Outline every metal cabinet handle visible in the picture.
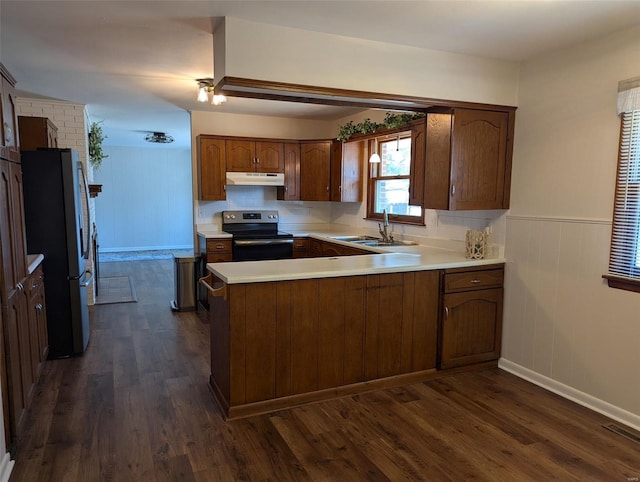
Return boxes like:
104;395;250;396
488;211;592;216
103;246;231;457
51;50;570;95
471;279;481;284
451;185;456;196
444;306;449;319
36;303;43;311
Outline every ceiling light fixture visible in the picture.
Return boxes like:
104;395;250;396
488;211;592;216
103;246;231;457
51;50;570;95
144;132;174;144
369;138;381;163
196;78;227;106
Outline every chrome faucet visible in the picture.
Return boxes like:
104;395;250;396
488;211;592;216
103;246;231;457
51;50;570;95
378;209;394;243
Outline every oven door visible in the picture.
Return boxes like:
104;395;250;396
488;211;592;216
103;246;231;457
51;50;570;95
233;238;294;261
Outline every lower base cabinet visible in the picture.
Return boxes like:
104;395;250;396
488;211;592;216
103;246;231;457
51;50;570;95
209;270;440;419
2;262;48;445
439;264;504;369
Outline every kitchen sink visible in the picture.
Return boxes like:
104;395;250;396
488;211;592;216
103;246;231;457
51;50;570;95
331;235;379;241
349;239;418;247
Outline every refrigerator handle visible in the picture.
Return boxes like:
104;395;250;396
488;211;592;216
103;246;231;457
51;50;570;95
80;270;94;287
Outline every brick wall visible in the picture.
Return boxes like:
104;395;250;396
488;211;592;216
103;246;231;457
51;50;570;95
16;98;98;305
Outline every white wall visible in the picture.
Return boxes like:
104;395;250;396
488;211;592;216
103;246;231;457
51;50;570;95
218;17;520;106
94;145;193;251
502;25;640;430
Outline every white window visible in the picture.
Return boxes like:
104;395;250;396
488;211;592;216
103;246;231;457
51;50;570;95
367;135;423;224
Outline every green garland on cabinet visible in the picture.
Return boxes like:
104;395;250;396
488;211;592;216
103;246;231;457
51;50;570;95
88;121;108;170
337;112;425;141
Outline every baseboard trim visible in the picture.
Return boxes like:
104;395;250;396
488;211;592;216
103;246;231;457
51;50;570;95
499;358;640;432
0;453;14;482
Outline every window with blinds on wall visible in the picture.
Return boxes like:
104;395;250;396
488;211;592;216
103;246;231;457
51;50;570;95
605;76;640;293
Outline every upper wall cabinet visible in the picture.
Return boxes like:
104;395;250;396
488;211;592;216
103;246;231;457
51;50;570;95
197;136;226;201
226;140;284;173
331;140;363;203
422;108;514;211
300;141;331;201
18;116;59;151
277;142;300;201
1;64;20;162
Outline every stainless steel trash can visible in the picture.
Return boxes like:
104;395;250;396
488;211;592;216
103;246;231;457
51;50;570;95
171;253;201;311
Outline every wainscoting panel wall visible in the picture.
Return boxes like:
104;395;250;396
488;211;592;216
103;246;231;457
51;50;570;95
501;215;640;430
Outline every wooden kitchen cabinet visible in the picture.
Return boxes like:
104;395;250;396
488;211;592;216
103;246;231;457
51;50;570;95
4;287;28;440
439;264;504;369
321;240;369;257
330;139;363;202
18;116;58;151
27;263;48;373
408;120;426;206
226;140;284;173
208;270;439;419
300;141;331;201
277;143;300;201
0;64;20;162
292;237;309;258
197;136;226;201
198;235;232;263
423;108;514;211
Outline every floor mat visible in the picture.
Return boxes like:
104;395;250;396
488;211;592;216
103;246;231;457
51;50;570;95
95;276;137;304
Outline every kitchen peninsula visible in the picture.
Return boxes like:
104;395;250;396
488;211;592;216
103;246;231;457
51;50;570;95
202;234;505;420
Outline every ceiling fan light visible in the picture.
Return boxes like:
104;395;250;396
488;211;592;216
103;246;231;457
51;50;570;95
212;94;227;106
197;85;209;102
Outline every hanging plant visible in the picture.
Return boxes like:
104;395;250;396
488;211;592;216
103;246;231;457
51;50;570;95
88;121;108;170
337;112;425;141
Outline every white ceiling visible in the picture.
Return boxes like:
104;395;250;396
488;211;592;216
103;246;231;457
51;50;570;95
2;1;639;149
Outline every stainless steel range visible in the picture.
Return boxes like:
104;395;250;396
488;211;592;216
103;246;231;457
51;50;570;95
222;210;294;261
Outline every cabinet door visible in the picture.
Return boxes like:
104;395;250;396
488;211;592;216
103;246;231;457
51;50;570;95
1;74;19;156
35;285;48;363
4;288;28;437
331;140;363;202
440;288;503;369
423;113;453;210
226;140;255;172
450;109;508;210
255;142;284;173
0;160;27;300
197;137;226;201
408;121;426;206
277;143;300;201
300;142;331;201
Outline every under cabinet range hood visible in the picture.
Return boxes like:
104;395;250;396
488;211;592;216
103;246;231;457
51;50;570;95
225;172;285;186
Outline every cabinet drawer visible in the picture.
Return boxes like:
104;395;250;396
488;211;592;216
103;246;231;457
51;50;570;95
293;238;309;250
206;253;232;264
206;239;231;253
444;267;504;293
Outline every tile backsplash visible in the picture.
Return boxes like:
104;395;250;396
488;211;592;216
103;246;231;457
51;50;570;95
196;186;507;254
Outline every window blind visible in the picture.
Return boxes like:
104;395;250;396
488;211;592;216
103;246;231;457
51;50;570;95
607;109;640;284
606;76;640;291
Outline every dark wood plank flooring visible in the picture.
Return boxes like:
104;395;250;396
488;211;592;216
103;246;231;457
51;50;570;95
9;259;640;481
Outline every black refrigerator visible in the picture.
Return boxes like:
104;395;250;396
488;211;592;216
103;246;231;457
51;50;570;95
21;148;92;358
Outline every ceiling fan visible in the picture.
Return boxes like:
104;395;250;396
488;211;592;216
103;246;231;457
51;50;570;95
137;131;175;144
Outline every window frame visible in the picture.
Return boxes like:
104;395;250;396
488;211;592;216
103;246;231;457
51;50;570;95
604;109;640;293
365;133;425;226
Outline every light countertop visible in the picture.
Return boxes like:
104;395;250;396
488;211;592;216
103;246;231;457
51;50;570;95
205;230;503;284
27;253;44;274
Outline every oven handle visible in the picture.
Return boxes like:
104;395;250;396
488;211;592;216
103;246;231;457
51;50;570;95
234;239;294;246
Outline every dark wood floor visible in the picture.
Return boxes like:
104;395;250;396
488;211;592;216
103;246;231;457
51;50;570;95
9;259;640;481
